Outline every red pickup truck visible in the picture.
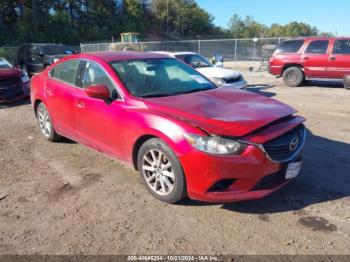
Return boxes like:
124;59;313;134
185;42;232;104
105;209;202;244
269;37;350;89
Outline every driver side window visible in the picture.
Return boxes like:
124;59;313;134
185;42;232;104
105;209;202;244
82;62;115;94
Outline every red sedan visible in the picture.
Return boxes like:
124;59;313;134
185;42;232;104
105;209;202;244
30;52;306;203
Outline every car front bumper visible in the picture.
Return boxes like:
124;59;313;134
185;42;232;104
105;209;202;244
179;144;301;203
0;81;30;104
178;118;307;203
219;79;248;89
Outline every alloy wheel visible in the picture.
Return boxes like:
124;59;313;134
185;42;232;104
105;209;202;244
141;149;175;196
38;105;52;138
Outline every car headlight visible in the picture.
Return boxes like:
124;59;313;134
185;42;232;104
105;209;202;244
183;133;246;155
211;77;226;85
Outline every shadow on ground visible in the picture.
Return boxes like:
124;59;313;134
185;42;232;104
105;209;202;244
246;85;276;97
304;80;345;89
182;129;350;213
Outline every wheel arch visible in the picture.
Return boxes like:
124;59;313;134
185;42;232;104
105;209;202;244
282;63;304;74
132;134;159;170
33;99;43;116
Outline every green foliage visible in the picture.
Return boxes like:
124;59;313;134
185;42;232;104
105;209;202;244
228;14;330;38
152;0;215;38
0;1;330;46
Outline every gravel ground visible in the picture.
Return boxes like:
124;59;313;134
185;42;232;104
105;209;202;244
0;72;349;255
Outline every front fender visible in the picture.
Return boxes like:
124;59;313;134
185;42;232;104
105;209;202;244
125;109;206;161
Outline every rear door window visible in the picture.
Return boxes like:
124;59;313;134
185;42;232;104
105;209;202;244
305;40;329;54
275;40;305;54
332;40;350;55
51;60;81;86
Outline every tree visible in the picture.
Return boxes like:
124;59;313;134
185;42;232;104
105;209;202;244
228;14;323;39
0;1;329;46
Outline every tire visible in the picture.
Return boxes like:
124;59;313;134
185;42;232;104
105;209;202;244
344;75;350;90
137;138;187;203
282;67;304;87
36;102;61;142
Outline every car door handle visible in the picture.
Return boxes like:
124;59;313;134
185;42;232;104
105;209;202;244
77;101;85;109
330;56;336;61
302;56;309;60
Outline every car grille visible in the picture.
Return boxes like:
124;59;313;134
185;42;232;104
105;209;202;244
224;75;242;83
251;170;286;191
262;125;305;162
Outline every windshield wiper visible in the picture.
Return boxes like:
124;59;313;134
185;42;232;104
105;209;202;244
140;93;177;98
140;87;212;98
178;87;213;95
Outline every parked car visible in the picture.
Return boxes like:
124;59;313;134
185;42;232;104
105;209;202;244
269;37;350;89
31;52;306;204
0;57;30;103
154;52;248;89
17;43;77;76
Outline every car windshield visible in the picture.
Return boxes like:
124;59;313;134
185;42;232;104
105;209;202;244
41;45;75;55
175;54;212;68
111;58;216;98
0;58;12;69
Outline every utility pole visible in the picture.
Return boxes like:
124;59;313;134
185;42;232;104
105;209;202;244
166;0;169;36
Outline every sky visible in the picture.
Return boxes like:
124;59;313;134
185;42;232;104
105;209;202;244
197;0;350;36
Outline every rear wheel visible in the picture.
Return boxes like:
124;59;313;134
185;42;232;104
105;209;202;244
282;67;304;87
344;75;350;90
137;138;187;203
36;102;61;142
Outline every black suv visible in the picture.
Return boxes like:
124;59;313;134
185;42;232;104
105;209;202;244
17;43;78;76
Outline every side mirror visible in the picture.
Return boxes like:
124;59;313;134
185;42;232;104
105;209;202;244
85;84;110;100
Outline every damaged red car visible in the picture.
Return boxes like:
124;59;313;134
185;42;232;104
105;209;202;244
0;58;30;103
31;52;306;203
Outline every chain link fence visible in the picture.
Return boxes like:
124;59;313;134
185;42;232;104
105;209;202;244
0;38;286;69
80;38;287;62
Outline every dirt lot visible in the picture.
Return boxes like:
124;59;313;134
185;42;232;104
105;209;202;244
0;72;350;255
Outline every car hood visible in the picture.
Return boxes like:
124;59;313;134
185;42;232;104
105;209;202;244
197;67;241;79
0;68;21;78
145;87;296;137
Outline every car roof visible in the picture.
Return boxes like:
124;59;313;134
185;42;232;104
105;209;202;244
282;37;350;41
153;51;199;56
73;51;172;62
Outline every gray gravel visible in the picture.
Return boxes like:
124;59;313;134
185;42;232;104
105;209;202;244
0;72;349;255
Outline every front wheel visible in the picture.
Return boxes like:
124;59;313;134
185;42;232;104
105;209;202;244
282;67;304;87
137;138;187;203
36;102;61;142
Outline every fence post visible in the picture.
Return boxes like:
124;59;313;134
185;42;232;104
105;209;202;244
234;39;237;61
198;39;201;53
141;42;144;52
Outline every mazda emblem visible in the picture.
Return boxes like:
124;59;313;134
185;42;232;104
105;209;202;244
289;137;299;151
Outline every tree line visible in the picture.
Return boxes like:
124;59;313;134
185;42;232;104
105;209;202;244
0;0;331;46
